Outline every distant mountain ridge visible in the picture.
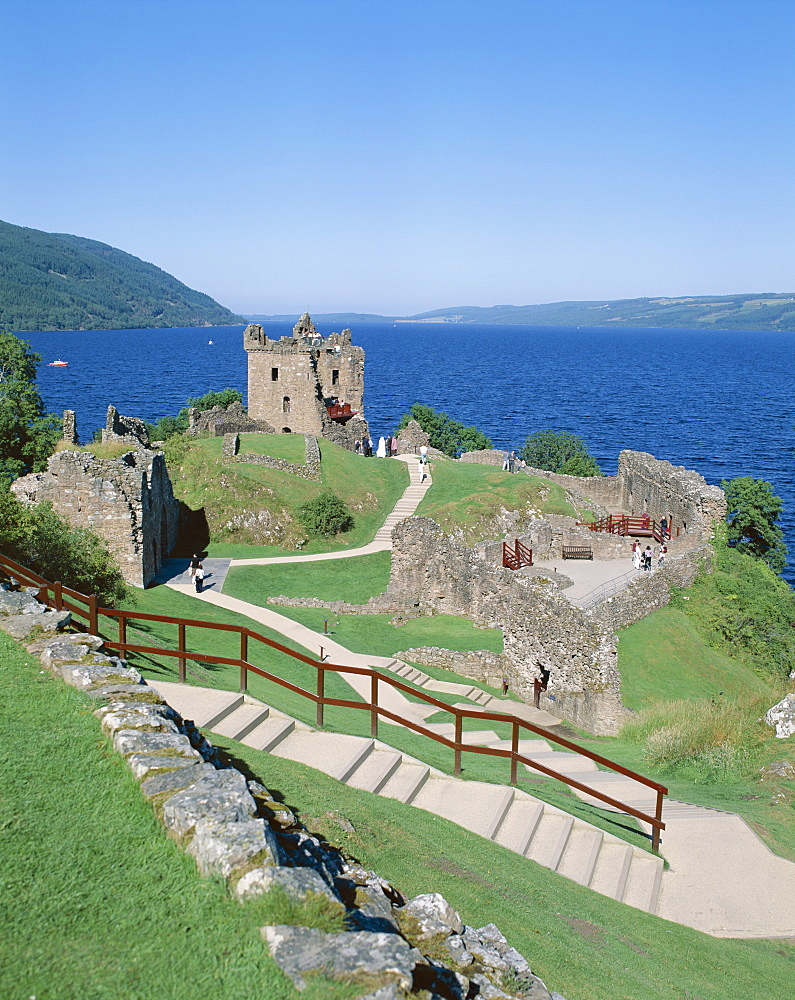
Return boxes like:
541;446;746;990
249;293;795;332
0;220;244;332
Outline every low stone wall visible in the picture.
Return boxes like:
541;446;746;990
188;400;275;437
0;588;561;1000
224;433;322;481
521;465;622;508
460;449;506;466
396;646;511;686
592;545;712;632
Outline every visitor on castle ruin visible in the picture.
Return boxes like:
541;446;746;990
390;436;398;457
189;554;201;582
632;540;641;570
420;444;427;464
194;561;204;593
377;437;387;458
660;516;669;538
658;544;667;566
643;546;653;571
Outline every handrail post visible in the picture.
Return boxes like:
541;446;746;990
510;720;519;785
54;581;63;610
652;788;664;851
178;622;186;683
118;615;127;654
240;631;248;693
370;673;378;738
454;714;462;776
88;594;98;635
316;667;325;728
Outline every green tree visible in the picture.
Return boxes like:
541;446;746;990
519;429;602;476
0;331;60;483
396;403;491;458
298;490;354;537
721;476;787;573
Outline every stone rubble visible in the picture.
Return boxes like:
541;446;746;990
765;693;795;739
1;586;566;1000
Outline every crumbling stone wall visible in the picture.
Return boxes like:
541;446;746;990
385;518;626;735
224;433;323;482
245;315;367;449
11;447;179;588
617;451;726;536
62;410;79;445
102;405;151;448
396;419;429;455
188;400;275;437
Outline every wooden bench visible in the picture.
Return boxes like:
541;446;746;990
562;545;593;560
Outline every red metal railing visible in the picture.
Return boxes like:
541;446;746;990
0;551;666;849
502;539;533;570
578;515;679;544
326;403;358;422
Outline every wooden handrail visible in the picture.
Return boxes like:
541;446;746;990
0;550;667;849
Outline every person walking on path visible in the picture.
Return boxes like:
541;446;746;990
658;544;667;567
419;444;427;465
194;561;205;593
632;541;641;570
501;676;509;696
643;546;653;571
189;554;201;583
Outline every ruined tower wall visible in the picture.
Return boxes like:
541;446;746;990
244;319;366;445
10;448;179;588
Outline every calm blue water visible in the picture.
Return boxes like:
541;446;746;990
23;322;795;584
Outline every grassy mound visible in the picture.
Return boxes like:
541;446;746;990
166;434;408;554
415;461;586;542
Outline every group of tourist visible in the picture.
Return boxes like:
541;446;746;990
631;540;667;571
354;435;400;457
502;450;525;473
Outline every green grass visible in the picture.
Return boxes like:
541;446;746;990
169;435;408;554
210;732;795;1000
237;431;308;460
617;607;776;711
224;551;392;605
415;462;582;541
0;631;365;1000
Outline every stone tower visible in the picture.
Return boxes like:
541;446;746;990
244;314;368;448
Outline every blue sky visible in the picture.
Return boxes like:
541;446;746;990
2;0;793;315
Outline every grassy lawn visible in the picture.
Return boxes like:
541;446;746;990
0;631;361;1000
617;607;777;711
415;462;583;541
210;732;795;1000
168;435;407;555
224;551;392;605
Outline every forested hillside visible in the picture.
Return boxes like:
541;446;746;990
0;220;243;331
409;295;795;330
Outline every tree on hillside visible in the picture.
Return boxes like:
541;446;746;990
396;403;491;458
0;330;60;483
721;476;787;573
519;429;602;476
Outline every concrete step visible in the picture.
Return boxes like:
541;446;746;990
523;750;600;775
146;679;243;730
589;841;633;902
270;731;373;781
525;811;574;870
378;760;431;804
211;702;270;741
556;825;603;887
412;777;515;841
621;852;664;915
345;748;404;794
245;715;296;752
492;798;545;855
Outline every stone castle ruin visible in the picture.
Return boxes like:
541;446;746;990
244;313;369;449
12;406;179;588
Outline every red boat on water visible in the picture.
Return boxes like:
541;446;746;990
47;360;68;367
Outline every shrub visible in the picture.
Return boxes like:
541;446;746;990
519;429;602;476
298;490;354;537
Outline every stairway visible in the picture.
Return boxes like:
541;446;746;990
372;460;432;544
148;679;665;915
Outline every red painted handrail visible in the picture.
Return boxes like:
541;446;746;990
0;550;666;849
577;515;678;544
502;539;533;569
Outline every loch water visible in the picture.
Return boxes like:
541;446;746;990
23;322;795;585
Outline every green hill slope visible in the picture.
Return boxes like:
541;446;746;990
0;219;244;331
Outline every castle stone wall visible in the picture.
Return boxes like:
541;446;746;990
11;448;179;588
188;401;275;437
245;315;366;448
102;405;151;448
